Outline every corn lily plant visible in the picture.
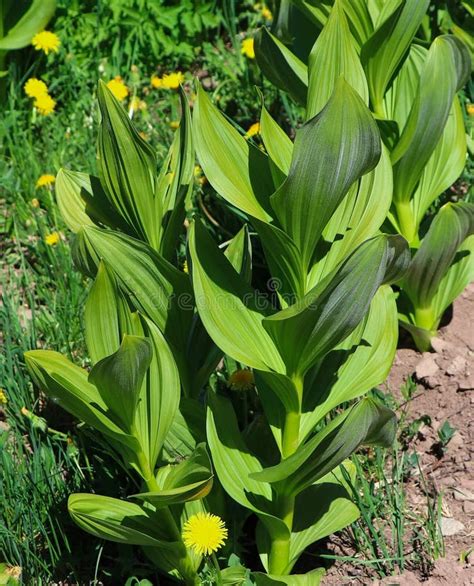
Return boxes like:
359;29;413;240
24;83;231;584
191;54;410;578
254;0;473;351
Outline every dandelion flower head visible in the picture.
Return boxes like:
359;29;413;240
151;74;163;88
162;72;184;89
24;78;48;99
34;93;56;115
182;512;228;556
241;38;255;59
106;77;129;101
245;122;260;139
36;174;56;189
32;31;61;55
45;232;61;246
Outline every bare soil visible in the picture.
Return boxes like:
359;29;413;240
323;284;474;585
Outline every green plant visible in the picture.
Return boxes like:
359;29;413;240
253;0;474;351
190;54;411;578
0;0;56;79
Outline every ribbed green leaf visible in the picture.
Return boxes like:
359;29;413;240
412;98;467;226
89;335;152;432
68;494;176;547
391;36;471;204
403;202;474;310
84;261;135;364
263;235;409;377
97;81;160;248
73;226;193;354
254;27;308;105
55;169;95;232
0;0;56;50
259;105;293;176
24;350;138;451
193;84;273;222
135;316;181;470
133;444;213;507
299;285;397;440
251;398;396;495
271;78;381;272
307;145;393;287
252;569;325;586
361;0;430;116
224;225;252;284
188;221;285;373
206;393;289;542
307;0;368;118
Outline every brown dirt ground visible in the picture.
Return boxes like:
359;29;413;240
322;284;474;585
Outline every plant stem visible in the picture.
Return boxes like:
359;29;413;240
394;200;417;246
268;374;304;575
412;304;437;352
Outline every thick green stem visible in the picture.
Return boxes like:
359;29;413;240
136;447;198;584
394;200;417;246
268;374;304;575
411;304;437;352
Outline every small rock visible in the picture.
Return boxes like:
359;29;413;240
416;354;439;379
454;487;474;502
463;501;474;514
440;516;466;536
458;374;474;391
431;337;451;354
447;355;467;376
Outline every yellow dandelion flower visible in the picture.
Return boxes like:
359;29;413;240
36;174;56;188
106;77;129;101
34;94;56;115
45;232;61;246
261;6;272;20
245;122;260;139
0;389;7;404
32;31;61;55
151;74;163;88
182;512;228;556
241;38;255;59
162;72;185;89
228;369;254;391
467;103;474;117
31;198;40;208
24;78;48;99
182;259;189;274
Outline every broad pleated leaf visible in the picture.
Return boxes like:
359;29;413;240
412;98;467;226
73;226;193;353
263;235;409;377
361;0;430;116
307;0;368;119
97;81;160;248
25;350;138;452
85;261;135;363
254;27;308;105
134;316;181;470
55;169;95;232
89;335;152;432
224;225;252;284
206;393;289;542
68;494;177;547
288;464;359;571
299;285;397;440
403;202;474;309
251;398;396;496
188;221;285;373
259;105;293;176
252;569;325;586
133;444;213;507
193;85;273;221
0;0;56;50
307;145;393;287
270;78;381;271
391;36;471;204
